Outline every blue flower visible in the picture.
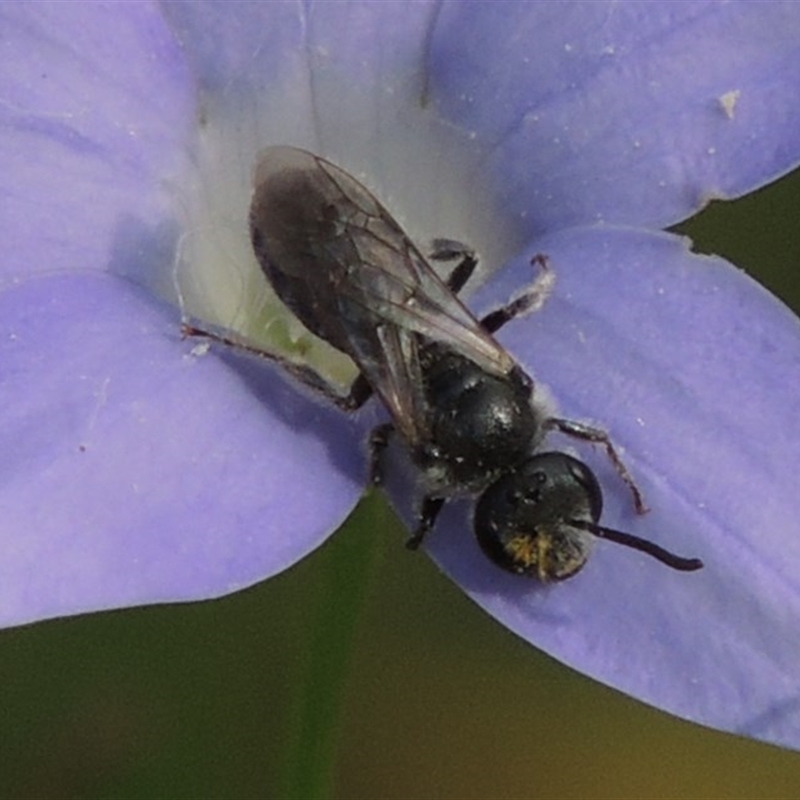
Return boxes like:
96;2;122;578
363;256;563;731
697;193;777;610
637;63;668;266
1;1;799;751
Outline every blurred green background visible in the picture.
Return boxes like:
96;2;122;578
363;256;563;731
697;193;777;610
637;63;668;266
1;169;799;800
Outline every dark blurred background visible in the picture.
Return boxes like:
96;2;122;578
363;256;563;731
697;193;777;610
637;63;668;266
1;169;799;800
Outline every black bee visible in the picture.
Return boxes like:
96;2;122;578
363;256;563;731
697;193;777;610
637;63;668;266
184;145;702;581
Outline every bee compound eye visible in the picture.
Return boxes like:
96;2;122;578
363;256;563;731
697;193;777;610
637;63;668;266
473;452;601;580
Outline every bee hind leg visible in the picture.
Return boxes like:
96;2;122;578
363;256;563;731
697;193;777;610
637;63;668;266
429;239;478;295
180;322;373;411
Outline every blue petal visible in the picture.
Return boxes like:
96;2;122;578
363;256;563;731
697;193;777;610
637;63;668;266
0;273;364;628
0;3;194;284
428;226;800;749
161;0;439;93
427;2;800;234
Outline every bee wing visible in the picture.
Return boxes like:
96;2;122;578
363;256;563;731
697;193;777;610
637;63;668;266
368;322;429;445
307;151;517;376
345;237;516;377
251;146;516;444
321;181;521;446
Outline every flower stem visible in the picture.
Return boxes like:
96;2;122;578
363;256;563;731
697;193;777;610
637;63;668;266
277;490;387;800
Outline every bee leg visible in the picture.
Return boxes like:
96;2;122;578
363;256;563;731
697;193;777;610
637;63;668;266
544;417;649;515
181;322;373;411
428;239;478;294
341;373;374;411
480;254;555;334
368;422;394;486
406;496;446;550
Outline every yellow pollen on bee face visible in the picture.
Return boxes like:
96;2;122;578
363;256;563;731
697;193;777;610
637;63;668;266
504;533;556;581
505;533;553;580
505;535;539;568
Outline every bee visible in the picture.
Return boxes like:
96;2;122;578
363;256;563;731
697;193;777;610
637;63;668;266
184;146;702;581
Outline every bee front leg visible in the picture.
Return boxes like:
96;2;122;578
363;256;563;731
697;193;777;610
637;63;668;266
545;417;649;515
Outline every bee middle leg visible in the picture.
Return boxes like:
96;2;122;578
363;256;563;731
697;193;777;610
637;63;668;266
480;254;555;334
368;422;395;486
367;427;446;551
406;495;446;550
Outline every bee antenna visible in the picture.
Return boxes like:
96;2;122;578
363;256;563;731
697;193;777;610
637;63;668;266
570;520;704;572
